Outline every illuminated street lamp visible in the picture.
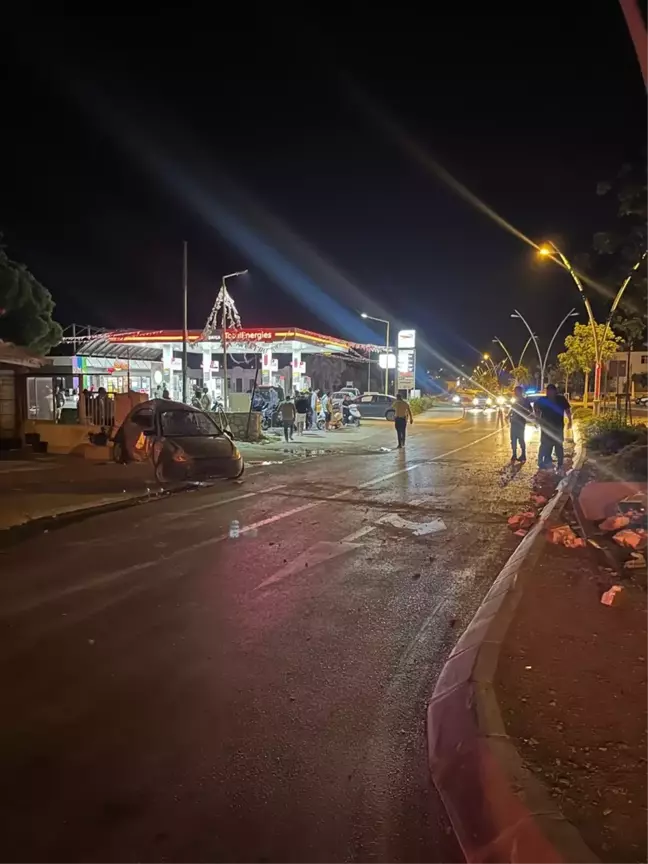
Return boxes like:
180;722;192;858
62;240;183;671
361;313;390;395
538;241;646;411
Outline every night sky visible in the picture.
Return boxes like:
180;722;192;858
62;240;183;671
1;7;646;373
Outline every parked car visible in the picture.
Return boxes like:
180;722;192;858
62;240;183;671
112;399;244;482
354;393;397;420
635;395;648;407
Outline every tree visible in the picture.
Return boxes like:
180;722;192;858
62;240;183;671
558;322;621;407
0;245;62;353
510;364;531;385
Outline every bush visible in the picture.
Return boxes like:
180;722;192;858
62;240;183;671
571;406;593;422
581;414;647;455
409;395;436;415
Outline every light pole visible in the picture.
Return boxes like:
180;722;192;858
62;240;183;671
221;270;248;412
482;353;499;379
361;313;390;395
511;308;579;390
538;241;603;408
492;335;535;381
182;241;188;402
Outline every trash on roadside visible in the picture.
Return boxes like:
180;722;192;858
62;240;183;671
624;552;646;571
546;524;586;548
601;585;624;606
508;511;536;531
598;515;630;532
514;528;528;537
530;494;548;506
612;528;647;550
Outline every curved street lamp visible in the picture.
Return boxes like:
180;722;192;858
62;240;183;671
511;308;579;390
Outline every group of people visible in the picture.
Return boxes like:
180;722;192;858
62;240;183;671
508;383;573;470
277;389;347;442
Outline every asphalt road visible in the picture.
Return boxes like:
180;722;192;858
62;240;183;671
0;413;545;863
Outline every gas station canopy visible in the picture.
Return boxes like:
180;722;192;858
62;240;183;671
103;327;354;355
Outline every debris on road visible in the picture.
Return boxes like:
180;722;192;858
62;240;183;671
612;528;647;550
530;494;548;506
507;511;536;531
600;585;624;606
546;524;586;548
598;515;630;532
624;552;646;571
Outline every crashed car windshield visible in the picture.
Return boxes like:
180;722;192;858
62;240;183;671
160;409;222;437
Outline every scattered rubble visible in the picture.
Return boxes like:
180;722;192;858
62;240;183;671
508;511;536;531
546;524;586;548
612;528;647;550
600;585;624;606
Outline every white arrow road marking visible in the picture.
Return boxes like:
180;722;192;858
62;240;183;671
256;538;369;590
377;512;447;536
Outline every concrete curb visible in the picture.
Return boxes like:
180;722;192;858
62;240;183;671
427;436;599;864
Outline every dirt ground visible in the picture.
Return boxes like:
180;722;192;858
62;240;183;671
496;531;647;863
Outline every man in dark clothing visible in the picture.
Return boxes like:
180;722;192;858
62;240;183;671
534;384;572;469
508;385;532;462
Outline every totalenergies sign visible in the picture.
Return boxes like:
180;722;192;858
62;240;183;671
225;329;276;343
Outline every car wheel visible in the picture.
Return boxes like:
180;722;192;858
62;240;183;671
112;440;125;464
385;409;395;421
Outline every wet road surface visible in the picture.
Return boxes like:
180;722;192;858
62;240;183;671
0;414;542;862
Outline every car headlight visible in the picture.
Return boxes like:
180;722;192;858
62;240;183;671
510;397;516;404
486;397;493;405
472;397;479;406
496;396;505;405
452;395;461;403
233;447;241;459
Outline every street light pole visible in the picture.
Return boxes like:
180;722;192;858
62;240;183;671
511;309;579;390
361;313;390;395
492;338;515;370
182;241;188;403
538;241;602;410
511;310;543;387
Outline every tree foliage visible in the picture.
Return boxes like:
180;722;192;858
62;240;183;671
558;322;621;374
0;246;62;353
510;364;531;384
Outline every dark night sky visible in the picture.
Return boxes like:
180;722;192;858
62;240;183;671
1;6;646;372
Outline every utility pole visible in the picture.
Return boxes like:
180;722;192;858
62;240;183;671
182;241;188;403
221;277;229;413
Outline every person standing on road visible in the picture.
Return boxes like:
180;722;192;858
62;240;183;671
393;393;413;448
321;391;331;430
534;384;572;470
294;392;309;435
279;397;297;442
508;385;531;463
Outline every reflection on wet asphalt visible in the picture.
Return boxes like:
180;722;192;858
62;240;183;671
0;413;545;862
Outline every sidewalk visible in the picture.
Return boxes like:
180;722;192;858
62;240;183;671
0;455;162;532
495;510;647;863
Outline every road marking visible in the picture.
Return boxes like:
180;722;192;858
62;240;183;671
377;513;447;536
177;484;286;516
5;429;500;612
340;525;376;543
256;538;368;590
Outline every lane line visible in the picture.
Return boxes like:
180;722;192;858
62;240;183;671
177;484;286;516
3;429;501;612
340;525;376;543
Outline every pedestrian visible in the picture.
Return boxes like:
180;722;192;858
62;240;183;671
162;385;170;399
278;397;297;442
508;385;532;463
54;386;65;423
294;392;309;435
200;386;211;412
534;383;572;470
321;391;331;430
393;392;413;448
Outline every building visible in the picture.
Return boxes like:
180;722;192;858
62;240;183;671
0;341;46;449
606;350;648;394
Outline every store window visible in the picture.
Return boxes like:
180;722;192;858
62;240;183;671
235;378;243;392
26;377;55;420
